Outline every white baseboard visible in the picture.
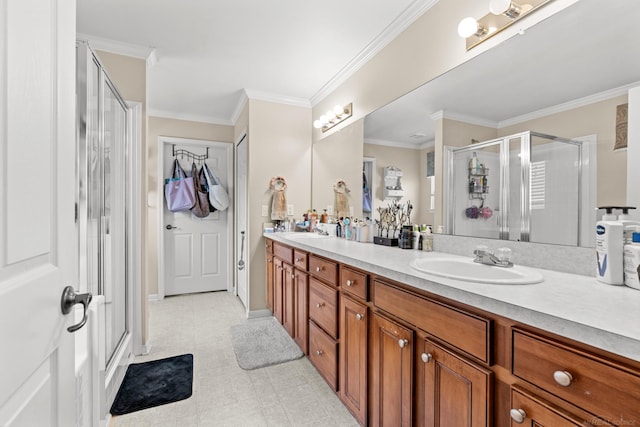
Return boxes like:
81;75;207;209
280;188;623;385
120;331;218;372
247;309;272;319
148;293;161;302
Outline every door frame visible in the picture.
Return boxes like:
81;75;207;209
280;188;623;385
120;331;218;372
234;131;249;310
156;136;233;299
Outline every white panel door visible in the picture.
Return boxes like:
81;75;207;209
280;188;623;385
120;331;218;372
0;0;77;425
235;136;248;308
164;142;230;296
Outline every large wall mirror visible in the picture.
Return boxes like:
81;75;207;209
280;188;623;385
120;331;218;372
312;0;639;248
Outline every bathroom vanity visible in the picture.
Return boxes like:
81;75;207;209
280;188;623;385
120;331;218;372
265;233;639;426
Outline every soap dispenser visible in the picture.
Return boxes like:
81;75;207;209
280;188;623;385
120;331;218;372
617;206;639;243
595;206;624;285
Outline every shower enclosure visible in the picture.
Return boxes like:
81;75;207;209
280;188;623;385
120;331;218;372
76;41;132;414
446;131;588;246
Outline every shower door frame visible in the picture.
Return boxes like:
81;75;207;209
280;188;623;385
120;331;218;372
446;131;583;244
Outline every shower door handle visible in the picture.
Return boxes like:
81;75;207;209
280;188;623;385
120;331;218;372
61;286;93;333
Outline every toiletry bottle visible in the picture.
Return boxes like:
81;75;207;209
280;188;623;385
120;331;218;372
617;206;638;243
623;230;640;290
595;206;624;285
469;152;480;174
320;209;328;224
412;225;420;250
421;227;433;252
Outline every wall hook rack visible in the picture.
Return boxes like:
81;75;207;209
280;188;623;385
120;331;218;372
172;145;209;163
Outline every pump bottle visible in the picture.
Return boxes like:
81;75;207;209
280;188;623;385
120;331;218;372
595;206;624;285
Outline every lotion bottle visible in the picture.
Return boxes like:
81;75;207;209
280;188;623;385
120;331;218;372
595;206;624;285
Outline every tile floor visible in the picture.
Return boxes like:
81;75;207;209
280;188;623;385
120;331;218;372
109;291;359;427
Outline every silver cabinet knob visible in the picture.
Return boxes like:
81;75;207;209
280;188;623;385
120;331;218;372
346;279;353;287
316;266;322;272
267;258;272;263
291;274;295;279
553;370;573;387
356;313;364;320
398;339;408;348
295;257;301;262
509;408;526;424
421;353;433;363
316;302;325;308
316;350;324;356
277;265;283;271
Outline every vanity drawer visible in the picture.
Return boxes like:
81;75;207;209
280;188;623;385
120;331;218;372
273;242;293;264
309;255;338;286
340;266;368;301
265;239;273;254
373;279;491;364
308;320;338;391
309;277;338;339
512;328;640;423
293;249;308;271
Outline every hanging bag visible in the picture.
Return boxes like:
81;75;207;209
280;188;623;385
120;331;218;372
190;162;210;218
164;159;196;212
199;165;217;212
204;163;229;211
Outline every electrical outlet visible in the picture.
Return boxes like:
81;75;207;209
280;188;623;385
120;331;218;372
327;205;334;216
287;205;294;216
261;205;268;217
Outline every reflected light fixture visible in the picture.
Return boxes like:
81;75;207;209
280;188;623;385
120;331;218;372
458;0;552;50
313;103;353;133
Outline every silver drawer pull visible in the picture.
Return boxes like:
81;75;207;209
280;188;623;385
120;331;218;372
421;353;432;363
316;350;324;356
346;279;353;286
509;408;526;424
316;266;323;272
316;302;325;308
356;313;364;320
295;257;301;262
398;338;408;348
553;370;573;387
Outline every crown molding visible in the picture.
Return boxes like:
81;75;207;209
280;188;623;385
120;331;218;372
230;91;250;125
147;108;233;126
498;81;640;128
364;137;425;149
244;89;311;108
433;110;499;128
77;33;154;60
310;0;439;106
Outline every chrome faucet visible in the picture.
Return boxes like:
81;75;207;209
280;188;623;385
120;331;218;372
473;249;513;268
313;226;329;236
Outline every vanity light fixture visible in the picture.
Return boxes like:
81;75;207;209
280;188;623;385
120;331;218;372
459;0;552;50
313;103;353;133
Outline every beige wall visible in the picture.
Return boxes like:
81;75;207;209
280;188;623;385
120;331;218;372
313;119;364;218
363;143;423;223
246;99;312;311
147;117;234;295
499;95;628;207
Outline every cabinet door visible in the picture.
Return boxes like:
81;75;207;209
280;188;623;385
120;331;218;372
282;262;295;337
339;295;368;425
294;269;309;354
273;258;283;324
416;337;493;427
266;254;274;311
369;313;413;427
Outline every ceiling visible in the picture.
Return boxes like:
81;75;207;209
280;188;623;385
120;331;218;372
76;0;436;124
364;0;640;147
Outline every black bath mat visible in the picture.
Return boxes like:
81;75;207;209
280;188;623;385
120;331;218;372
110;354;193;415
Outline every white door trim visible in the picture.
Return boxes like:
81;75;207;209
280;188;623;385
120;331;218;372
157;136;233;299
234;130;249;311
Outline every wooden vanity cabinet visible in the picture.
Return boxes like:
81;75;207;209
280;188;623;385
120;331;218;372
282;262;295;337
293;268;308;354
369;312;414;427
339;295;368;425
416;333;493;427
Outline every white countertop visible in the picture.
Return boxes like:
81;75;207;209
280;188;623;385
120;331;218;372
266;232;640;362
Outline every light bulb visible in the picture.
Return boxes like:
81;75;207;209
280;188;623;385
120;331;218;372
458;17;480;38
333;105;344;116
313;120;322;129
489;0;511;15
319;115;328;125
326;110;336;121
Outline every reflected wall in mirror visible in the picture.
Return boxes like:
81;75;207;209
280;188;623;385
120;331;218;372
353;0;638;247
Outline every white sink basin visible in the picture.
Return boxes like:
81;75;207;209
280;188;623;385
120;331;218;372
410;258;543;284
284;233;332;240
